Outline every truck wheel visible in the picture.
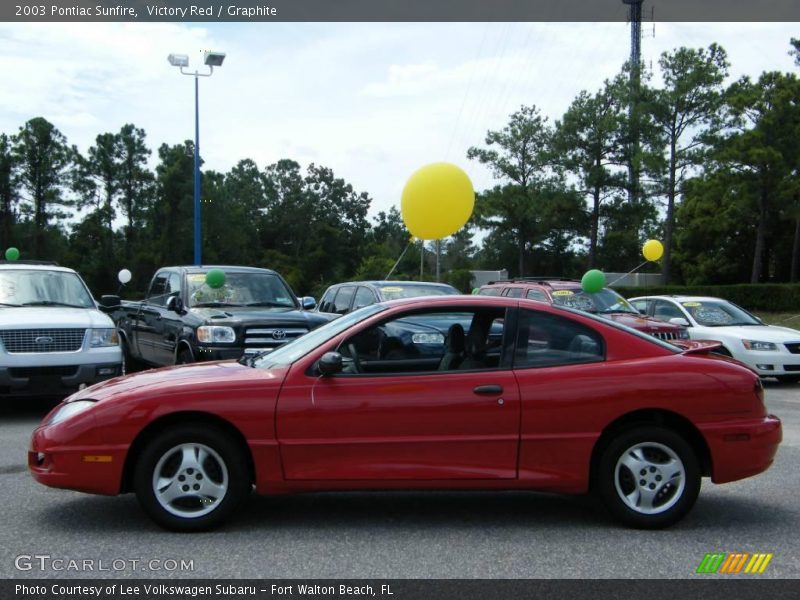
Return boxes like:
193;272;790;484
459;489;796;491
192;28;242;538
120;336;142;374
597;426;700;529
133;425;250;531
176;348;194;365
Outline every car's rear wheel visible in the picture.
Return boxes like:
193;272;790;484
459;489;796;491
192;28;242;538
597;427;700;529
134;425;250;531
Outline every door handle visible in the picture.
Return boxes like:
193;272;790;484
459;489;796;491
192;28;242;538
473;385;503;395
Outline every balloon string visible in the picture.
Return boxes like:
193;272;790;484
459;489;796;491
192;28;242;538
608;261;650;287
385;240;414;280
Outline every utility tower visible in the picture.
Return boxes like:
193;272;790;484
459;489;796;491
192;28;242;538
623;0;644;205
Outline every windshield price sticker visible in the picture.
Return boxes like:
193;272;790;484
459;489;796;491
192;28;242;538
682;302;702;307
552;290;574;296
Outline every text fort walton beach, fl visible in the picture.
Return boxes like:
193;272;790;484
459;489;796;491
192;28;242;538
31;5;278;18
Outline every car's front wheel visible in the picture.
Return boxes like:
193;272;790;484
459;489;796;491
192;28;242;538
597;426;700;529
133;425;250;531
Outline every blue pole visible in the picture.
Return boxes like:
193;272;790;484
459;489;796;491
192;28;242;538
193;74;201;266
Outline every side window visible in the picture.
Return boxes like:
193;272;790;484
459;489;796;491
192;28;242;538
147;273;169;306
319;288;337;313
653;300;683;322
504;287;523;298
333;286;356;314
352;287;376;310
514;309;604;368
478;287;502;296
630;299;650;314
526;289;547;301
165;272;182;298
338;307;508;375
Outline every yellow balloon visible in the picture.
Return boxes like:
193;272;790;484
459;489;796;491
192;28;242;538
643;239;664;262
401;162;475;240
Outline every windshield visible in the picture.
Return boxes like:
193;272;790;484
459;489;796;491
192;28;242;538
680;300;761;327
551;288;638;314
187;272;297;308
378;284;459;300
0;269;95;308
252;303;386;368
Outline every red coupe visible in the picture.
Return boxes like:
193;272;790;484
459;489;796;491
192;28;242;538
29;296;781;531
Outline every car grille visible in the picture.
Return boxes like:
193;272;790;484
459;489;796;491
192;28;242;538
9;366;79;378
243;327;308;352
651;331;682;341
784;343;800;354
0;329;85;353
783;365;800;372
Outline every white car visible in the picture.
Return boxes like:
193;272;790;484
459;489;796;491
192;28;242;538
629;295;800;382
0;262;122;398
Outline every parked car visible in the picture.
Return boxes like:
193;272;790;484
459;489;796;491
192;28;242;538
630;295;800;382
317;280;459;315
30;295;780;532
478;278;690;342
100;266;331;370
0;261;122;398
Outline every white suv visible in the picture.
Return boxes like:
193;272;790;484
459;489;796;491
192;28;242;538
0;262;122;398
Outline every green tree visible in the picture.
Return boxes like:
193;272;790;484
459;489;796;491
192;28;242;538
0;134;18;250
648;44;729;283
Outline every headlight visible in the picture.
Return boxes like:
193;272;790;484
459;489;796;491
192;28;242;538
47;400;96;426
742;340;777;351
197;326;236;344
412;333;445;344
89;328;119;347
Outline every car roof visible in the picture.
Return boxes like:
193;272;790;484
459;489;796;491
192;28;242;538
630;295;725;303
162;265;280;275
0;262;75;274
483;278;581;290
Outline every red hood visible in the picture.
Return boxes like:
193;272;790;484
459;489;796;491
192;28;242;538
604;312;683;333
67;360;289;404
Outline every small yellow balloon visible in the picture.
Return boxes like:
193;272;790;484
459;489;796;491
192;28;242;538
643;239;664;262
401;162;475;240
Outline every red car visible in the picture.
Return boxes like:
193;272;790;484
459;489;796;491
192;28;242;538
30;296;781;531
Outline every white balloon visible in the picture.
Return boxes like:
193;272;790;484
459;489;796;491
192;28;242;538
118;268;132;284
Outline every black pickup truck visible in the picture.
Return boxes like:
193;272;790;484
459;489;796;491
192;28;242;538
101;265;332;370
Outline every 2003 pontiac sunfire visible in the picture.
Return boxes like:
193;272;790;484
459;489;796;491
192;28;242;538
29;296;781;531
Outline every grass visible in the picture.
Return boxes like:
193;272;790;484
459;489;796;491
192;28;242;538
752;311;800;327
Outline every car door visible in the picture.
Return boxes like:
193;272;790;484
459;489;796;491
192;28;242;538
139;271;174;365
276;305;521;481
156;271;184;364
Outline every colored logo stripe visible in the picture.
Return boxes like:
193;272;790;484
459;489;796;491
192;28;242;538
697;553;773;574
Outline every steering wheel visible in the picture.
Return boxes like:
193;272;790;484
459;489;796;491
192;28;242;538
347;343;363;374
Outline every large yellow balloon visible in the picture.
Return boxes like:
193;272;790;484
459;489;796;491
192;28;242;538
401;163;475;240
643;239;664;262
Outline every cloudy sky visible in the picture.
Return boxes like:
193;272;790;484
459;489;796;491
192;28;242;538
0;21;798;219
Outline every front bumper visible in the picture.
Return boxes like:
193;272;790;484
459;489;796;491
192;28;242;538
0;363;122;398
28;424;126;496
700;414;782;484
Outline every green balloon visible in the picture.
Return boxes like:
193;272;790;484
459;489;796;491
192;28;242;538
5;247;19;261
581;269;605;294
205;269;226;289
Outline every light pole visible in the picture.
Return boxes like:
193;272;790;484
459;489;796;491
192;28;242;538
167;50;226;266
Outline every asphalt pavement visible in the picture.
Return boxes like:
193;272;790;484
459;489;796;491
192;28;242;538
0;385;798;580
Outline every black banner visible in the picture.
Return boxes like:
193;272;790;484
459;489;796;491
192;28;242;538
4;579;800;600
4;0;800;23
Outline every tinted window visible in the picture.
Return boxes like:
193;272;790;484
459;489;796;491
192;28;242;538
166;272;181;298
526;289;548;301
353;287;376;310
514;309;604;368
147;273;169;306
478;287;503;296
504;288;523;298
333;286;356;314
319;288;337;313
653;300;684;322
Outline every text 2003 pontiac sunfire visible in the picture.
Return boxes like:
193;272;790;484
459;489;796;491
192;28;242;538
30;296;781;531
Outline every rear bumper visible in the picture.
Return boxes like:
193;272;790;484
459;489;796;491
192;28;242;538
28;426;125;495
700;415;782;484
0;363;122;398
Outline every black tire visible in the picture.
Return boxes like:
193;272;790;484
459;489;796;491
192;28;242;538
120;335;143;374
133;425;250;531
176;348;194;365
597;426;700;529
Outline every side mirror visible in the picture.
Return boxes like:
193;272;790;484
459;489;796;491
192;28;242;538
166;295;184;314
99;295;121;311
669;317;690;327
301;296;316;310
318;352;343;376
